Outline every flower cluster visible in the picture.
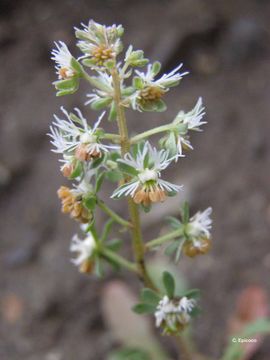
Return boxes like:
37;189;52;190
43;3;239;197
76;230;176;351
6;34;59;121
183;207;212;257
75;20;123;68
155;295;196;334
130;63;188;112
49;19;212;341
112;142;182;208
70;232;96;273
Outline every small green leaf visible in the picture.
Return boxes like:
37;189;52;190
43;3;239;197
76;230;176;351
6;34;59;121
166;216;182;229
164;241;179;256
118;161;138;176
106;238;123;252
133;77;144;90
69;161;83;179
154;99;167;112
94;256;104;277
56;87;78;96
151;61;161;76
140;289;161;305
95;172;106;193
91;155;105;168
82;58;96;67
70;58;83;74
163;271;175;299
181;289;201;299
109;102;117;121
90;97;112;110
83;195;96;211
54;78;76;90
132;303;156;315
106;169;123;183
182;202;190;224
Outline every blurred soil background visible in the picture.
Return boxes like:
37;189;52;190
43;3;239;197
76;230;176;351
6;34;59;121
1;0;270;359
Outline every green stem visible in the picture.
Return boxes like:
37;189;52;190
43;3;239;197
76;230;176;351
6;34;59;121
111;67;154;288
130;123;175;144
146;228;183;249
97;199;131;228
101;133;121;142
101;248;138;273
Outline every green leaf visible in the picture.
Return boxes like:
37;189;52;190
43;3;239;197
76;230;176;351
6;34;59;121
133;77;144;90
106;238;123;252
154;99;167;112
94;256;104;277
83;195;96;211
91;155;105;168
90;97;112;110
118;161;138;176
181;289;201;299
70;58;83;74
106;169;123;183
108;348;151;360
82;58;96;67
163;271;175;299
140;289;161;306
182;202;190;224
132;303;156;315
222;319;270;360
56;87;78;96
95;172;106;193
69;161;83;179
109;102;117;121
166;216;182;229
151;61;161;76
54;78;77;90
164;241;179;256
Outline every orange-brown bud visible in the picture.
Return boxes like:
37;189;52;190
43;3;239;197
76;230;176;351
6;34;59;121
133;186;167;206
57;186;92;223
75;144;102;162
79;259;94;274
61;163;74;178
183;238;211;258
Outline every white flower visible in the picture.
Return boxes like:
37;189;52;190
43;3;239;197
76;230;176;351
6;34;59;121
112;142;182;206
130;64;188;111
169;98;206;158
188;207;212;239
136;63;188;88
75;20;123;65
70;233;96;267
51;41;75;80
174;97;206;130
155;296;196;332
48;107;117;160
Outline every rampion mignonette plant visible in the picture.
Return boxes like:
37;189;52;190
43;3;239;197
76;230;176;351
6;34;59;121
49;20;212;357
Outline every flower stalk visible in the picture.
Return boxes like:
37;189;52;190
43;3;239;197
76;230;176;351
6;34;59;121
111;66;154;288
97;198;132;228
146;228;184;249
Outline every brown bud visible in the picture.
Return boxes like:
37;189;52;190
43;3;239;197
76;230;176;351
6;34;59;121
61;163;74;178
79;259;94;273
183;238;211;258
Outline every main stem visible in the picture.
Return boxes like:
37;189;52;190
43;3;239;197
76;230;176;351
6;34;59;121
111;67;153;288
